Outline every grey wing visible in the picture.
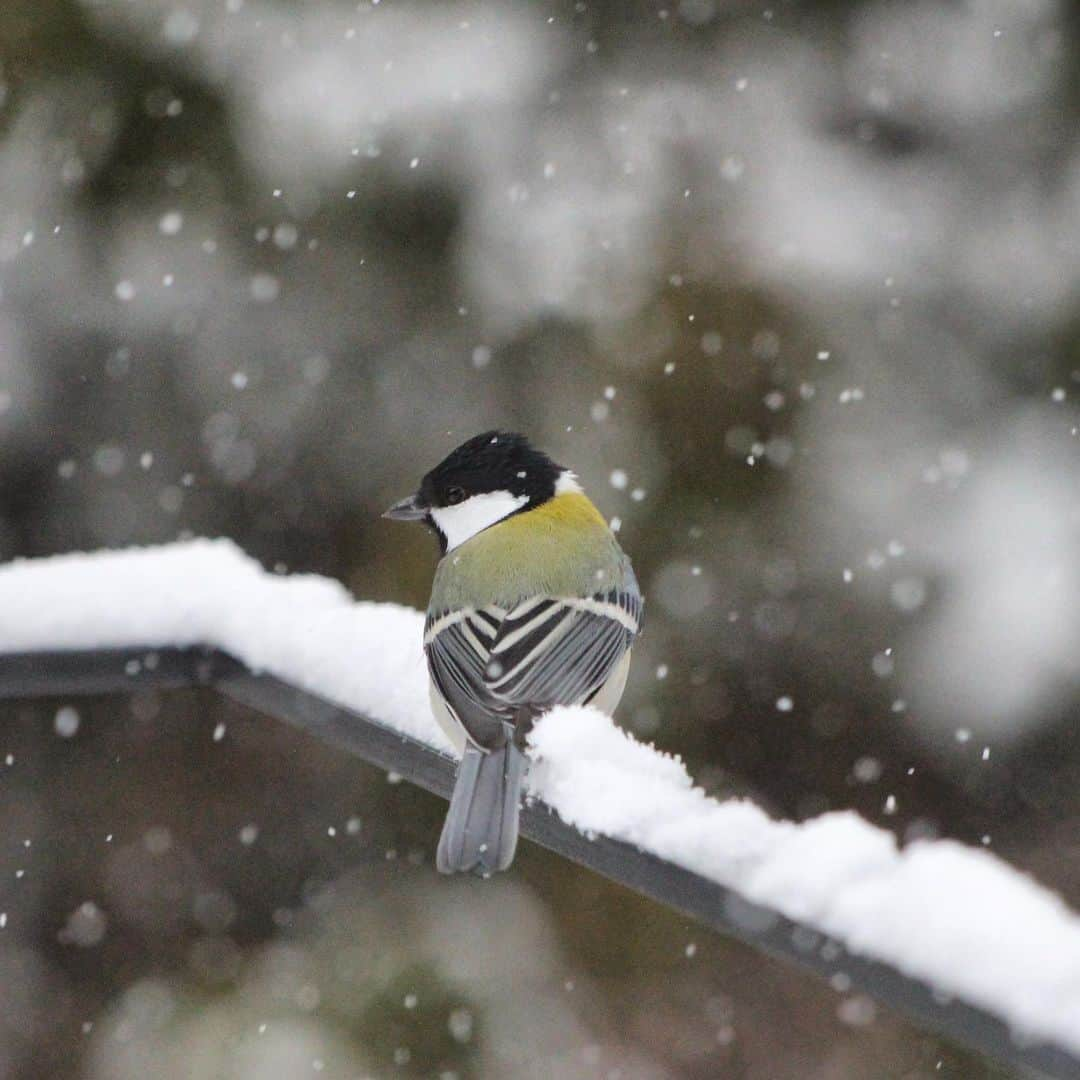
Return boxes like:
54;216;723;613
425;605;512;748
483;588;643;709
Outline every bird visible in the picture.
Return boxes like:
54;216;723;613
384;431;643;876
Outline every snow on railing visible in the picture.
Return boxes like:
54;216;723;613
0;540;1077;1079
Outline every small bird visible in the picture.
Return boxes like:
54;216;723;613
384;431;642;875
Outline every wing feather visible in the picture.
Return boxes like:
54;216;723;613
425;587;643;749
485;589;641;706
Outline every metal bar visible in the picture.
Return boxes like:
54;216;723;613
0;646;218;697
214;659;458;802
0;646;1074;1080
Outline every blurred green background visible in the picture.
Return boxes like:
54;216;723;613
0;0;1077;1076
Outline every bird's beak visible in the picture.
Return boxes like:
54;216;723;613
382;493;428;521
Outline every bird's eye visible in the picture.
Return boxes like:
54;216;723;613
445;486;466;506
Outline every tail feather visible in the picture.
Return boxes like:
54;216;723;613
437;742;525;875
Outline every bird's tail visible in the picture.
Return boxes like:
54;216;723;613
437;740;526;876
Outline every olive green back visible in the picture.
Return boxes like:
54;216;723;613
428;492;633;613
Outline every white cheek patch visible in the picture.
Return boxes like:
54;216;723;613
430;489;528;552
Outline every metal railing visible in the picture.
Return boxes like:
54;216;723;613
0;645;1075;1080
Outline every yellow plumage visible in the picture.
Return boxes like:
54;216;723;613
494;491;607;534
429;492;628;612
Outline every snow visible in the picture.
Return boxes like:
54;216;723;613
528;709;1080;1052
0;538;445;752
2;539;1080;1055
